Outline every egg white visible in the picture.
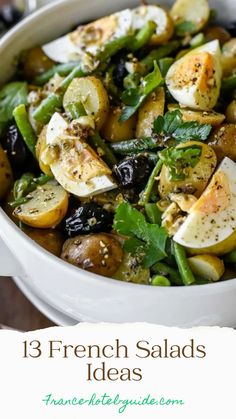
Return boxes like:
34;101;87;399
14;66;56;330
166;40;222;111
45;113;117;197
174;157;236;250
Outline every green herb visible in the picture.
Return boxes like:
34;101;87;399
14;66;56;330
159;145;202;181
175;21;196;37
120;61;163;122
153;110;212;142
0;82;28;134
113;202;168;268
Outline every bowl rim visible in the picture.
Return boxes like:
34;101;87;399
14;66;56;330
0;0;236;295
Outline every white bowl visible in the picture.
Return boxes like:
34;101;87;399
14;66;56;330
1;0;236;327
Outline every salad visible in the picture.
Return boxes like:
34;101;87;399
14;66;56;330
1;0;236;287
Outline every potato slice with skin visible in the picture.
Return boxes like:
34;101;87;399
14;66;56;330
168;104;225;127
101;106;136;142
112;252;150;284
170;0;210;34
13;181;68;229
222;38;236;77
159;141;217;199
36;126;53;176
136;87;165;138
0;145;13;199
188;255;225;282
63;76;109;129
132;5;174;45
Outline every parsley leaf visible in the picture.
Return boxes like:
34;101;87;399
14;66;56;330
153;110;212;142
0;82;28;134
159;145;202;181
120;61;163;122
113;202;168;268
175;21;196;37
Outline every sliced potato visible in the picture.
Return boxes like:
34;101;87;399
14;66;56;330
63;76;109;129
170;0;210;34
136;87;165;138
226;100;236;123
159;141;217;198
13;181;68;229
0;145;13;199
188;254;225;282
207;123;236;163
168;104;225;127
222;38;236;76
112;252;150;284
132;5;174;45
36;126;53;176
101;106;136;142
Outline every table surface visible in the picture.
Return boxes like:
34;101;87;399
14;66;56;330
0;277;55;330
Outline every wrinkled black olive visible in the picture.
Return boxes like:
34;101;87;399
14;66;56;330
113;57;128;88
113;155;152;189
0;124;31;172
64;203;113;236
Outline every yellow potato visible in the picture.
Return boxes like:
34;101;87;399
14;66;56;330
159;141;217;198
136;87;165;138
13;181;68;229
168;104;225;127
63;76;109;129
226;100;236;123
112;252;150;284
188;254;225;281
0;145;13;199
36;126;53;176
22;227;64;257
222;38;236;76
170;0;210;34
101;106;136;142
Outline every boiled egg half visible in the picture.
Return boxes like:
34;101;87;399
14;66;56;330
166;40;222;111
174;157;236;255
43;112;117;197
42;6;173;64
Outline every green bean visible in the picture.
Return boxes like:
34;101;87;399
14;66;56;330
173;242;195;286
13;104;37;156
11;173;52;207
88;132;117;167
124;40;180;88
130;21;157;52
98;35;133;63
66;102;87;119
151;261;182;286
110;137;159;155
138;159;163;206
145;203;162;225
152;275;171;286
225;249;236;264
33;64;85;124
221;75;236;91
33;61;81;85
158;57;174;77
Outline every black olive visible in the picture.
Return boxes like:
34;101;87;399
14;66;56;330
113;57;128;88
226;22;236;37
113;155;152;189
64;203;113;236
0;5;23;28
0;124;31;172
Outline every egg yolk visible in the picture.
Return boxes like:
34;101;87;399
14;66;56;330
191;171;230;215
174;52;214;92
